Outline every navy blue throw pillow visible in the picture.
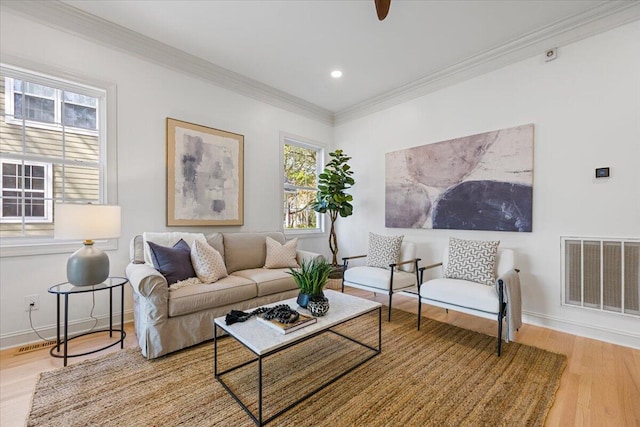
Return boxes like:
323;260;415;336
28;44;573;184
147;239;196;285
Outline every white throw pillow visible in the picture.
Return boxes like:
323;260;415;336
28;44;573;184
264;236;299;269
190;240;228;283
444;237;500;286
142;232;207;265
366;232;403;269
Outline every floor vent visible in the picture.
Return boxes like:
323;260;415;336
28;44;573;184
16;340;57;354
562;237;640;317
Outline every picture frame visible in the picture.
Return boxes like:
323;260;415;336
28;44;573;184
166;118;244;226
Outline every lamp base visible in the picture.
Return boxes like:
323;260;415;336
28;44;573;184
67;242;110;286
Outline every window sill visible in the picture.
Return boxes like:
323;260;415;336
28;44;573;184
284;229;326;239
0;238;119;257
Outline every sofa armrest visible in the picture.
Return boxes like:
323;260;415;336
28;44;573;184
125;262;170;324
296;250;324;264
126;262;168;297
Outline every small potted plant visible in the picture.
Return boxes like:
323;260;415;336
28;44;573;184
288;258;333;315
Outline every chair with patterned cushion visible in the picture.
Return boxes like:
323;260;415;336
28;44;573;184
417;237;521;356
342;232;421;321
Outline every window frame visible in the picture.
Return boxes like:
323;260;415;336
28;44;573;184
280;133;325;237
0;60;118;257
0;158;53;223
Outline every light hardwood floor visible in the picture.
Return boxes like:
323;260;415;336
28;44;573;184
1;289;639;426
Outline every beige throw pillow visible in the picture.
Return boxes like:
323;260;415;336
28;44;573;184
264;236;299;269
190;240;228;283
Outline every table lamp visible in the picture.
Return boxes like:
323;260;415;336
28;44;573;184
54;203;121;286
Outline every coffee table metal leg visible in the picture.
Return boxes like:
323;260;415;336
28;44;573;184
258;356;263;426
214;325;218;377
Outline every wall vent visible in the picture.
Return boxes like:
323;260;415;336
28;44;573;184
561;237;640;317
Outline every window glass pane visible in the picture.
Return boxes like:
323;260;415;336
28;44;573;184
284;144;317;188
2;198;20;217
284;188;318;229
63;103;97;129
58;164;100;201
63;91;97;107
32;177;44;191
14;94;55;123
2;175;17;188
21;81;55;98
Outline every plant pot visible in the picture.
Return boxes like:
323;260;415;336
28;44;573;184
296;292;311;308
307;295;330;317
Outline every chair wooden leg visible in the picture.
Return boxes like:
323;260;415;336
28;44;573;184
387;291;392;321
417;297;422;330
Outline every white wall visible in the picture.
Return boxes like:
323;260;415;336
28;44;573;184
335;20;640;348
0;12;333;349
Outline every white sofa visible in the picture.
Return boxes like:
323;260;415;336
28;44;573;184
126;231;321;359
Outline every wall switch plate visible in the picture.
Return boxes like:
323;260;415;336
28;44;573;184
24;294;39;312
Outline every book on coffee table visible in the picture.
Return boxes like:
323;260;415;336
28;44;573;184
257;312;317;334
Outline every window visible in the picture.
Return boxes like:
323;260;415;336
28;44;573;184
1;159;53;222
1;63;112;255
5;78;98;134
282;136;323;233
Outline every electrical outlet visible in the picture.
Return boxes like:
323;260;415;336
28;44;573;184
24;294;39;312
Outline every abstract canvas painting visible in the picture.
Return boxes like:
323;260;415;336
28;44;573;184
167;118;244;226
385;124;533;232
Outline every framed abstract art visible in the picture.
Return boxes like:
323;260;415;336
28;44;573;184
166;118;244;226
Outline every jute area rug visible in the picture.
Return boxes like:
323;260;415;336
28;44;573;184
27;309;566;426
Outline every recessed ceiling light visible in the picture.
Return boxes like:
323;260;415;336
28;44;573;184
331;70;343;79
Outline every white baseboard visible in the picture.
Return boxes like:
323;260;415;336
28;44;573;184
522;310;640;350
0;309;134;351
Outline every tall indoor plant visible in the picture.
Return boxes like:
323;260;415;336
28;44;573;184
311;149;355;266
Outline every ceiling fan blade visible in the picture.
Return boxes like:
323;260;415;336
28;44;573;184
374;0;391;21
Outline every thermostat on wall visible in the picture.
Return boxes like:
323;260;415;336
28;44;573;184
595;167;610;178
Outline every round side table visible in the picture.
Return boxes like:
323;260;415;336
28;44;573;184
48;277;128;366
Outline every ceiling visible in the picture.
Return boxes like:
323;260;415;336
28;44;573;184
7;1;638;123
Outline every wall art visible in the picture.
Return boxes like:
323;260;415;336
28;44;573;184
167;118;244;226
385;124;533;232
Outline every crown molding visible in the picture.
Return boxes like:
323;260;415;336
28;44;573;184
0;0;334;125
333;1;640;125
3;1;639;127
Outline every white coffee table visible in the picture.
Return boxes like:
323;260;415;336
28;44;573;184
214;290;382;426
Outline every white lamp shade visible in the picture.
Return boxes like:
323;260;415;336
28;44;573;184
54;203;121;241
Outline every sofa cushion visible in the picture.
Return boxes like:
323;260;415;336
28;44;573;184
344;266;416;291
143;232;207;265
168;275;257;317
222;232;286;273
444;237;500;286
367;232;403;269
419;277;500;314
264;236;299;269
231;268;298;297
205;232;225;259
147;239;196;285
191;240;228;283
